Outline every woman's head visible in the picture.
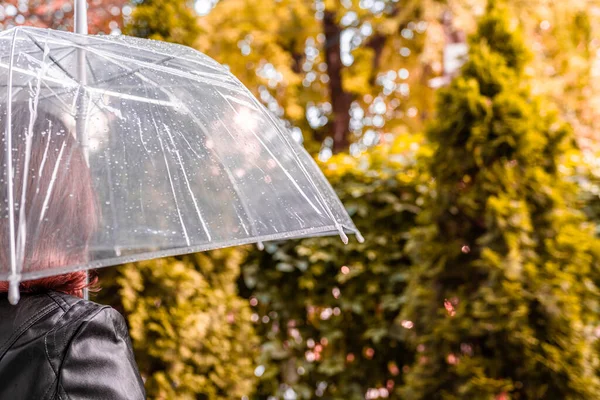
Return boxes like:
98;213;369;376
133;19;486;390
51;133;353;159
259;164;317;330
0;103;98;297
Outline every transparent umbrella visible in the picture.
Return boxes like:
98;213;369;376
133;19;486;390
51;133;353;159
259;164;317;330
0;25;362;304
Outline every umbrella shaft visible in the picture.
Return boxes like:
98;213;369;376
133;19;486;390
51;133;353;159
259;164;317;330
74;0;89;300
74;0;88;35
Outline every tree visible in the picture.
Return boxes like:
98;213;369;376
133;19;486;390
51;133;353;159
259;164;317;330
196;0;444;153
99;252;259;400
399;4;600;399
446;0;600;153
241;133;429;399
0;0;129;34
509;0;600;154
125;0;201;46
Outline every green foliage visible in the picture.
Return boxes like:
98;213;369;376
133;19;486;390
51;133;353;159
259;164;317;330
240;134;431;399
577;154;600;236
126;0;201;46
470;3;530;73
558;148;600;237
99;251;259;400
113;2;600;400
399;4;600;399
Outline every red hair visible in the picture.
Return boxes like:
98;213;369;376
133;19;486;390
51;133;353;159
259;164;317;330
0;272;96;298
0;104;98;298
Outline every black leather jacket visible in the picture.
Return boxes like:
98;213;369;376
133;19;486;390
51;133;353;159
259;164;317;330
0;291;146;399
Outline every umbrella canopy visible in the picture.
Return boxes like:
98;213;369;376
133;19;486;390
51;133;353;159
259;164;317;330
0;27;362;303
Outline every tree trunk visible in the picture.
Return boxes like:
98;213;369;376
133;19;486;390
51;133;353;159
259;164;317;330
323;10;352;153
366;32;388;87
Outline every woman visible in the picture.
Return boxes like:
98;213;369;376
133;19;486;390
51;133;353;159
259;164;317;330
0;105;145;399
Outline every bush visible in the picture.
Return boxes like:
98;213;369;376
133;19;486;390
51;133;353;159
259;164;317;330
99;250;259;400
240;134;431;399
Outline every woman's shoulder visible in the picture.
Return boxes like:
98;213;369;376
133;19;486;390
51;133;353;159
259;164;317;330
46;291;115;322
0;292;145;400
43;292;129;342
0;291;124;353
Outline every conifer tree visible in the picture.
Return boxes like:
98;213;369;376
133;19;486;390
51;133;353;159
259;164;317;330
399;4;600;399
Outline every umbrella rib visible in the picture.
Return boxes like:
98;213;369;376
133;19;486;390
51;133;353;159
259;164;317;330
29;141;80;255
41;80;78;110
103;145;120;254
176;102;269;244
245;128;323;216
140;85;194;244
151;114;191;246
248;94;352;243
71;31;223;71
77;52;186;110
38;142;68;227
175;127;254;239
6;38;99;120
163;123;212;242
3;46;75;90
218;93;325;218
92;55;177;86
22;47;81;99
51;47;78;70
15;46;51;277
0;45;76;64
4;28;19;303
0;63;78;88
132;67;261;243
24;32;79;86
85;52;100;84
213;123;266;240
4;26;226;75
81;47;242;93
140;83;216;242
26;47;191;110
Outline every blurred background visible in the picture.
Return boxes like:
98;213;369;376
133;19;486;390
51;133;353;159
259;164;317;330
3;0;600;399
